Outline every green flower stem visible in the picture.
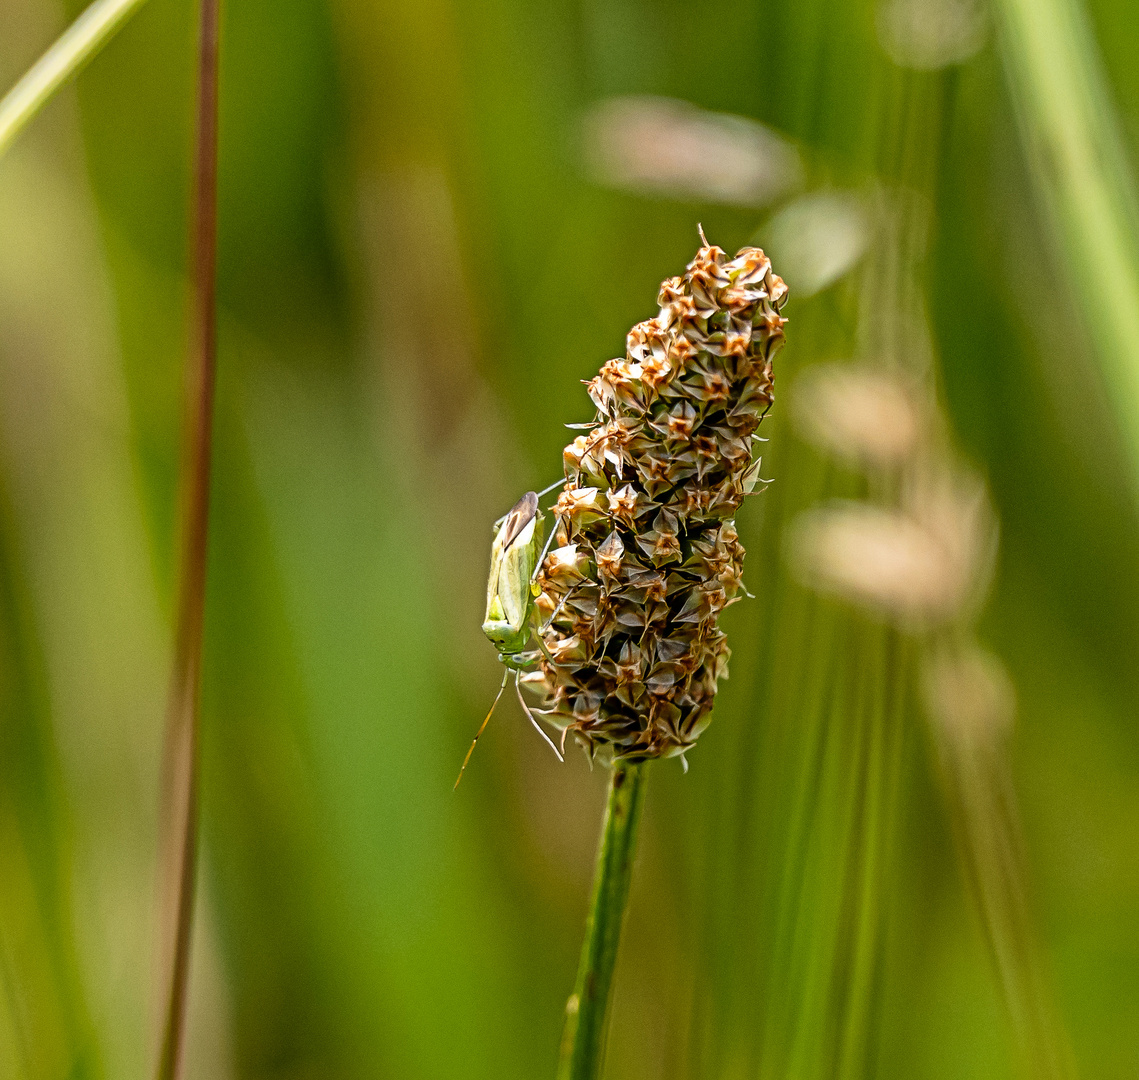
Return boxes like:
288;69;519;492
0;0;149;159
557;759;648;1080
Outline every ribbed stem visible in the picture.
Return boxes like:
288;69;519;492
0;0;150;158
557;760;648;1080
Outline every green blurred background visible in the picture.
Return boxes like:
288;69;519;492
2;0;1139;1077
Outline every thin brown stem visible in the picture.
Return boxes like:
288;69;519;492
154;0;220;1077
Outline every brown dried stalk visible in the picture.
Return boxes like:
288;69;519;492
154;0;220;1077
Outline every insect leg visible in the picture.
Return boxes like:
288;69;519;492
454;668;509;790
493;484;561;530
534;628;557;666
540;584;578;633
535;477;568;499
530;523;560;588
515;670;564;763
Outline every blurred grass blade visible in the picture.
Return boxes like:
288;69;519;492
154;0;221;1076
994;0;1139;486
0;0;149;159
0;478;100;1080
924;642;1074;1078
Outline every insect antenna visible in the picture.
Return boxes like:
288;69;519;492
515;671;564;762
454;668;509;790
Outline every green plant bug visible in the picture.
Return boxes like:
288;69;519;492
482;490;543;656
455;486;566;788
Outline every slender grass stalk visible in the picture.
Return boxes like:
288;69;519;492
994;0;1139;490
925;638;1073;1079
557;760;648;1080
154;0;220;1077
0;0;149;159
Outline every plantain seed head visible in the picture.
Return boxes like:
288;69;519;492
531;235;788;763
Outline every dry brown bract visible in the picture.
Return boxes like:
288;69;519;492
525;236;788;763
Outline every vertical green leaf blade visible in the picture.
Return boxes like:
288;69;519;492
995;0;1139;490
